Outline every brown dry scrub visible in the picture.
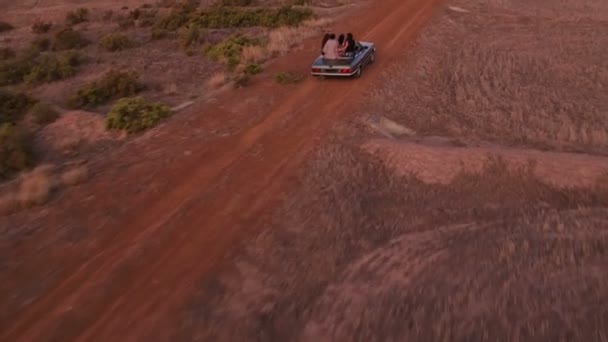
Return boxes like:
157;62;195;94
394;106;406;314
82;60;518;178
178;142;608;341
369;0;608;151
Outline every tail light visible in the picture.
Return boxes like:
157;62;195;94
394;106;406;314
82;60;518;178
340;68;351;73
312;68;321;72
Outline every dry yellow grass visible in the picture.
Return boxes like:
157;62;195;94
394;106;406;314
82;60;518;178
206;71;227;89
0;164;90;216
369;0;608;150
60;166;89;186
16;165;57;208
240;17;333;65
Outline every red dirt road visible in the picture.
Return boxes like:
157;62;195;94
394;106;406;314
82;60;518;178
0;0;442;340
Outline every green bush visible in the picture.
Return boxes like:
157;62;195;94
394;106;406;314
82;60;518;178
23;51;82;84
66;8;89;25
0;47;15;61
106;97;171;133
274;71;302;84
0;91;34;125
71;70;143;108
0;124;34;179
32;21;52;34
99;33;134;52
205;34;260;70
30;102;60;125
0;21;14;33
53;28;90;50
193;6;313;28
243;63;262;75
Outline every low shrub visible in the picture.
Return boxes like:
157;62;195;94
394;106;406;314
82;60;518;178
193;6;313;28
0;124;34;180
154;2;198;31
274;71;303;84
243;63;262;75
232;73;249;88
71;70;143;108
30;102;60;125
99;33;134;52
66;8;89;26
24;51;82;84
0;47;15;60
106;97;171;134
31;37;52;53
205;34;260;70
179;23;206;50
0;57;32;86
137;9;158;27
117;16;136;29
0;21;14;33
53;28;89;50
0;91;35;124
32;21;52;34
151;27;169;40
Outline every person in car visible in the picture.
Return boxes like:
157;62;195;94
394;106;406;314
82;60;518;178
321;33;331;55
322;33;339;59
344;33;357;57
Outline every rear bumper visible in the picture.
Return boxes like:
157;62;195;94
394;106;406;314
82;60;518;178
311;70;357;77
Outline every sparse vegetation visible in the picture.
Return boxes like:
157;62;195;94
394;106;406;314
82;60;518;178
23;51;82;84
274;71;302;84
179;23;206;50
30;102;60;125
99;33;134;52
106;97;171;133
243;63;262;75
31;37;52;53
0;91;34;124
0;21;14;33
155;5;312;31
0;49;81;86
205;34;261;70
193;6;313;28
65;8;89;26
0;124;34;180
71;70;143;108
31;21;52;34
53;28;89;50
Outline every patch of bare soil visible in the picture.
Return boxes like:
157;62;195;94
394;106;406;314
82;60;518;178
364;138;608;188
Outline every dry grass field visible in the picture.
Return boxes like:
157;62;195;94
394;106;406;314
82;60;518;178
183;0;608;340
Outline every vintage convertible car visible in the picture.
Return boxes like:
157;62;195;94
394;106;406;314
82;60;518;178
311;41;376;78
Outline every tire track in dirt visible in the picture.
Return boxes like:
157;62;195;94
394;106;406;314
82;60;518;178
2;0;443;340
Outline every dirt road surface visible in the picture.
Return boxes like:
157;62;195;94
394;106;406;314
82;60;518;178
0;0;444;340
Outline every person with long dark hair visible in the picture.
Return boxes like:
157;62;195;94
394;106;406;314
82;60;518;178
344;32;356;57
